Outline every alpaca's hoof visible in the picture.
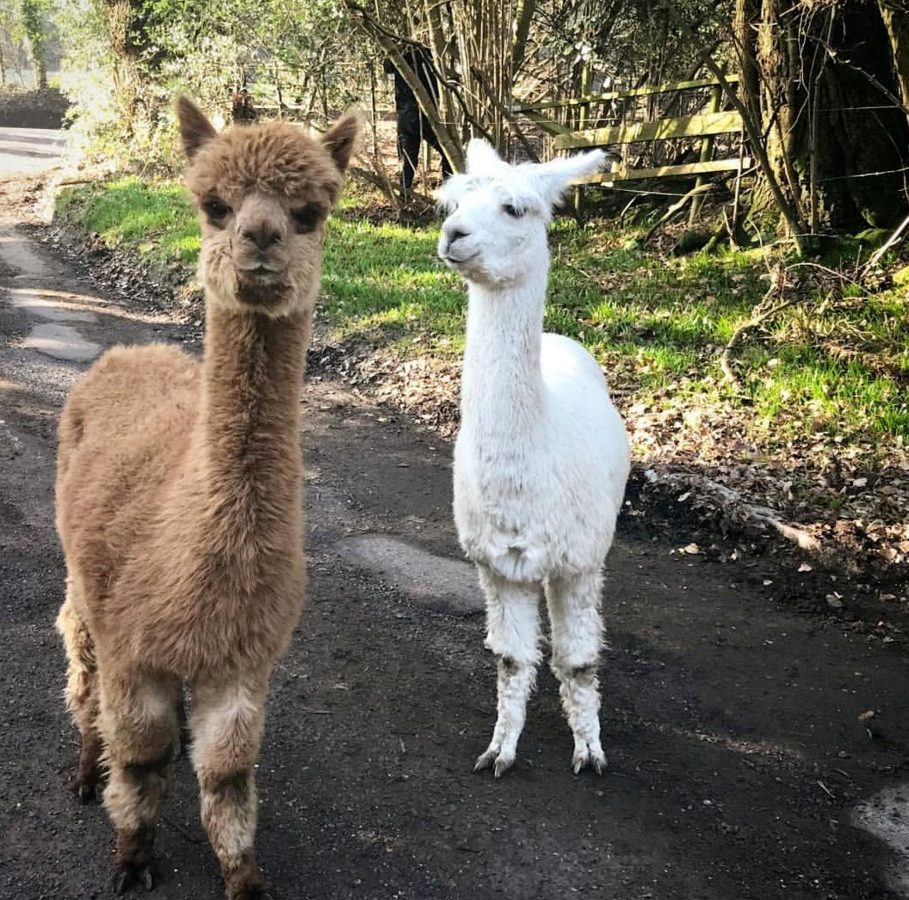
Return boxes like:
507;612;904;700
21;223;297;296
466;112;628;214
75;778;102;805
113;864;155;894
474;748;514;777
572;746;607;776
493;755;515;778
224;853;269;899
227;881;272;899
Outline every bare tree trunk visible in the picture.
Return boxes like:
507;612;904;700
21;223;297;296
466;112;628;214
510;0;538;75
103;0;169;138
745;0;909;232
880;1;909;125
20;0;48;89
104;0;143;130
734;0;761;125
422;0;459;144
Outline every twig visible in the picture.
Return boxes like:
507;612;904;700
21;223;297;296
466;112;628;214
350;157;401;210
720;272;798;393
865;212;909;270
816;339;909;385
470;66;539;162
787;261;866;294
719;299;798;391
644;182;715;243
643;469;821;553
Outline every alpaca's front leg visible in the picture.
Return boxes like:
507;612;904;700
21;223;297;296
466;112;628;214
98;669;182;892
190;669;270;900
474;565;542;777
545;571;606;774
56;592;103;803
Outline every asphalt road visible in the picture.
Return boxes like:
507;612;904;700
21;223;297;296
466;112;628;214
0;127;66;175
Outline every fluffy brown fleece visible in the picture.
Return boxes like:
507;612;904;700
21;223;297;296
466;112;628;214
55;98;359;900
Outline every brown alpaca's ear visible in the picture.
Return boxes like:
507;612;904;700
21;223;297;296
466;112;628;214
176;96;217;159
321;111;361;173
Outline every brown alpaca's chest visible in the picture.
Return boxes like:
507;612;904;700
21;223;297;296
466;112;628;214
100;538;307;677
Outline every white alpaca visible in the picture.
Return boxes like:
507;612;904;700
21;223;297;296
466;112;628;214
437;141;631;777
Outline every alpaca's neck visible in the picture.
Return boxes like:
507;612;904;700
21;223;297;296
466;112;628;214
198;305;311;522
460;272;547;439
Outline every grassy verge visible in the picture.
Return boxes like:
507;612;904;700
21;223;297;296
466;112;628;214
56;176;909;453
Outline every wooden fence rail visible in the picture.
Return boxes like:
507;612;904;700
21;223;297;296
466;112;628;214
514;74;749;188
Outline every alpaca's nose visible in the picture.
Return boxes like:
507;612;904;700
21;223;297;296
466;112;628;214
443;223;470;255
239;224;283;251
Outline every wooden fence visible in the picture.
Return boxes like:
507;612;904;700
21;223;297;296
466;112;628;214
514;75;751;187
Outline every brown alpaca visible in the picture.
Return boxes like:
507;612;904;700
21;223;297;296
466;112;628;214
54;98;359;898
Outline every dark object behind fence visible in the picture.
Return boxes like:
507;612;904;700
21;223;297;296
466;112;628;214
383;44;453;192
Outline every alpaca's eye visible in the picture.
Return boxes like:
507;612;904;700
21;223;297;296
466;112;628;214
202;198;231;221
503;203;524;219
291;204;323;234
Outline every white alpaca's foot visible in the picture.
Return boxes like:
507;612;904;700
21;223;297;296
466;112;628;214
545;572;607;774
474;565;542;778
474;742;514;778
572;733;607;775
474;654;537;777
556;665;607;775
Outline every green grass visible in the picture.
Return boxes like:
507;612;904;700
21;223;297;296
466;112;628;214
56;177;200;266
54;176;909;448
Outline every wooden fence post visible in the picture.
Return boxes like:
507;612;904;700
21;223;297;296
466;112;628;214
688;80;723;224
573;61;592;222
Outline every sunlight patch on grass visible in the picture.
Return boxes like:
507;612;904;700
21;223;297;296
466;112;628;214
54;177;909;443
57;177;200;266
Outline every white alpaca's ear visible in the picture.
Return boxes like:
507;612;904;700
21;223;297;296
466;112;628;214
466;138;505;175
176;96;218;160
534;149;606;207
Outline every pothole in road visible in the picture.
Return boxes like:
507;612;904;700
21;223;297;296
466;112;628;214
853;784;909;897
21;323;100;362
10;288;97;323
334;534;483;616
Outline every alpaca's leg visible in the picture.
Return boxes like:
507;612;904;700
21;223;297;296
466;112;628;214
545;571;606;774
474;565;542;778
398;118;420;192
55;587;103;803
99;669;181;892
190;669;270;900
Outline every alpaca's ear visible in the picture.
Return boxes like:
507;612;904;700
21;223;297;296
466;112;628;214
534;150;606;207
466;138;505;175
322;111;361;173
176;97;217;160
